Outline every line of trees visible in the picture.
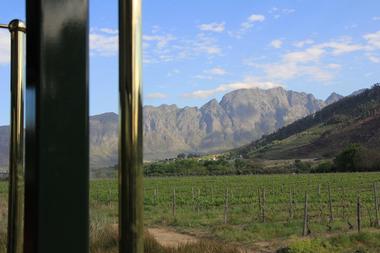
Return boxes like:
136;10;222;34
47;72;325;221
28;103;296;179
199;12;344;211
143;143;380;177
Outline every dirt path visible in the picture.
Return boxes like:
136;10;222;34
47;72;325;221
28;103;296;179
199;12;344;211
147;227;275;252
148;227;378;252
148;227;198;248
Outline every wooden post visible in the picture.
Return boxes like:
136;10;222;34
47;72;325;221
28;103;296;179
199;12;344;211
172;188;176;218
302;192;309;236
224;188;229;224
357;195;361;233
108;189;112;207
373;183;380;227
258;188;261;220
262;188;266;223
289;189;294;220
154;187;157;206
197;188;201;215
211;186;214;203
318;184;321;197
328;183;333;223
192;187;195;211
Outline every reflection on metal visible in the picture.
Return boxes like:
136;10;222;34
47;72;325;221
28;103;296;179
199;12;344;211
119;0;143;252
25;0;89;251
6;19;26;253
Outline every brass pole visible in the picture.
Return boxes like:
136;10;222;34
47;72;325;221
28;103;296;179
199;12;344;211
6;19;26;253
119;0;143;253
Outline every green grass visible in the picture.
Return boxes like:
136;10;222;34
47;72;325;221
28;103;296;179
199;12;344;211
1;172;380;252
282;231;380;253
88;172;380;243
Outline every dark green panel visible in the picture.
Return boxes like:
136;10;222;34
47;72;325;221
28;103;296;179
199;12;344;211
25;1;89;253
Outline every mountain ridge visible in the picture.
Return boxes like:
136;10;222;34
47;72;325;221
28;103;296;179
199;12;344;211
235;84;380;160
0;87;346;168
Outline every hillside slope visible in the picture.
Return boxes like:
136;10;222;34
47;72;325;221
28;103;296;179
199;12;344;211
236;85;380;160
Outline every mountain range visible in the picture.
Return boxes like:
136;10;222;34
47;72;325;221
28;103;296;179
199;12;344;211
0;87;345;168
236;85;380;160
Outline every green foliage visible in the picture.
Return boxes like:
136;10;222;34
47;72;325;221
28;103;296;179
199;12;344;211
284;232;380;253
294;160;312;173
285;239;333;253
333;144;380;172
312;161;333;173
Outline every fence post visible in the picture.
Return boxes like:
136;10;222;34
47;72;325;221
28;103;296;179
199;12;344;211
211;186;214;203
172;188;176;218
197;188;201;215
154;187;157;206
374;183;380;227
262;188;266;223
289;189;294;220
192;187;195;211
224;188;229;224
357;195;361;233
258;188;261;221
328;183;333;223
302;192;309;236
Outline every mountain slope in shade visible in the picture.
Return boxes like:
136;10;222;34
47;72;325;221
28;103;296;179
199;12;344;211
325;92;344;105
0;87;326;168
237;85;380;160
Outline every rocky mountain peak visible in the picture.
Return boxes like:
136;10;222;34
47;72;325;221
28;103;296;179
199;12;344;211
325;92;344;105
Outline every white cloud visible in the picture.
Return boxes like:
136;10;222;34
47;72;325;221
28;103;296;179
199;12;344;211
364;31;380;49
192;34;222;55
269;7;296;19
270;39;283;49
318;40;365;55
293;39;314;48
230;14;266;38
90;33;118;56
198;22;225;33
373;17;380;21
241;14;265;30
183;79;283;99
327;63;341;69
146;92;168;99
263;63;333;82
248;14;266;23
144;31;222;64
283;47;325;63
99;28;118;35
143;34;176;49
368;54;380;63
89;28;118;56
258;33;380;82
195;67;227;80
205;67;226;75
0;30;10;65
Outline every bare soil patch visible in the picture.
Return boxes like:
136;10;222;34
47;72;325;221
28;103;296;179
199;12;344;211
147;227;198;248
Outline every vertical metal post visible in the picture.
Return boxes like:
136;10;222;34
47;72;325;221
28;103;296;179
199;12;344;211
5;19;26;253
119;0;143;253
25;1;89;252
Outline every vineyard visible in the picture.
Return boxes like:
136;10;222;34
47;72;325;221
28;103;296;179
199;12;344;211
2;172;380;247
88;172;380;243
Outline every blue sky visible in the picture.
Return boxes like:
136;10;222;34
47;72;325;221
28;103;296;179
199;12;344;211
0;1;380;125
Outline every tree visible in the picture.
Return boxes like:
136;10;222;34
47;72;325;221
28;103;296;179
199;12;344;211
333;144;364;172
